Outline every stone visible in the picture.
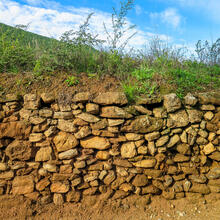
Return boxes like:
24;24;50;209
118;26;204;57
43;163;57;172
113;159;133;168
58;149;78;160
0;171;14;179
208;132;216;142
53;193;64;205
39;108;53;118
76;113;100;123
32;122;49;133
24;94;40;110
120;183;133;192
189;183;210;194
176;143;191;155
162;190;175;200
29;133;44;142
59;103;71;112
204;111;214;121
93;92;127;105
155;135;169;147
184;93;198;106
108;119;124;126
35;147;52;162
197;92;220;105
41;92;55;104
101;106;132;118
57;119;77;133
189;174;207;184
148;142;156;156
196;137;208;145
36;178;50;191
180;131;187;143
121;115;163;133
187;109;203;123
72;92;91;102
206;168;220;180
12;176;34;194
0;163;7;171
44;126;56;137
133;159;156;168
0;121;31;139
183;180;191;192
66;191;81;202
104;171;116;185
153;107;167;118
164;175;173;187
208;151;220;161
200;104;215;111
86;103;99;114
96;151;110;160
132;174;148;187
80;136;111;150
138;146;148;155
167;110;189;128
173;154;190;162
142;185;161;195
6;140;32;161
208;179;220;187
121;142;136;158
145;132;160;142
163;93;181;113
54;112;73;119
134;105;152;115
29;116;46;125
203;142;216;155
125;133;143;141
51;182;69;193
53;131;79;152
74;126;91;139
167;134;180;148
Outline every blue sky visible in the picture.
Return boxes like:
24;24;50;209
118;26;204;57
0;0;220;53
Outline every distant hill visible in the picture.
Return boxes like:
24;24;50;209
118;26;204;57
0;22;57;48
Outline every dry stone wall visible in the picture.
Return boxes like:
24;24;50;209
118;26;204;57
0;91;219;205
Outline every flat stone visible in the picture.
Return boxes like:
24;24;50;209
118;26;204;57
29;133;44;142
53;131;79;152
167;110;189;128
80;136;111;150
204;111;214;121
0;171;14;179
72;92;91;102
187;109;203;123
41;92;55;104
24;94;40;110
200;104;215;111
76;113;100;123
35;147;52;161
12;176;34;194
132;174;148;186
184;93;198;106
156;135;169;147
39;109;53;118
198;92;220;105
206;168;220;180
208;151;220;161
57;119;77;132
54;112;73;119
6;140;32;161
153;107;167;118
164;93;181;113
101;106;132;118
145;132;160;141
75;126;91;139
134;105;152;115
50;181;69;193
133;159;156;168
108;119;124;126
0;163;7;171
167;134;180;148
203;142;216;155
96;151;110;160
121;142;136;158
66;191;81;202
125;133;143;141
86;103;99;114
121;115;163;133
58;149;78;160
36;178;50;191
189;183;210;194
29;116;46;125
93;92;128;105
173;154;190;162
176;143;191;155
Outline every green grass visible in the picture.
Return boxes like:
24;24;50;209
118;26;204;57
0;22;219;102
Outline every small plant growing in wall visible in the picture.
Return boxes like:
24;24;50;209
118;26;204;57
65;76;79;87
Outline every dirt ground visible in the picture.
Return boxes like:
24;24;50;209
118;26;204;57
0;193;220;220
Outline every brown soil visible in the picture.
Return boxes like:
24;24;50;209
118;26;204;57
0;72;122;98
0;193;220;220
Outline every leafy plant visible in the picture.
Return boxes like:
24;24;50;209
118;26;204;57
65;76;79;87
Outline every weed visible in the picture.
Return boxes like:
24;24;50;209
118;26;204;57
65;76;79;87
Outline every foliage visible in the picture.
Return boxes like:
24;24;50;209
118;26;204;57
65;76;79;87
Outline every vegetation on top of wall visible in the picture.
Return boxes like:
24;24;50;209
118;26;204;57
0;0;219;102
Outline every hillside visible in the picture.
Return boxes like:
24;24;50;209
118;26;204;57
0;22;219;102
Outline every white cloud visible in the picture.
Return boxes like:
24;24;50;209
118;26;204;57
150;8;182;28
0;0;172;50
160;0;220;23
135;5;142;15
